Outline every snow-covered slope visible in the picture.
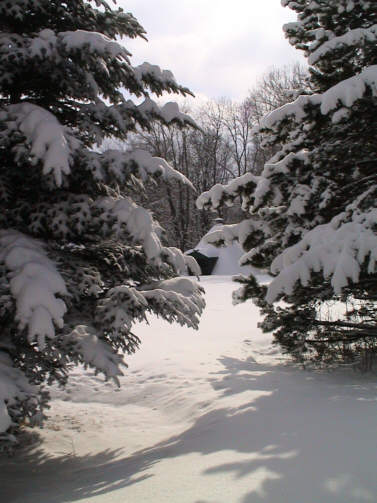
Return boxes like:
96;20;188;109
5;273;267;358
1;276;377;503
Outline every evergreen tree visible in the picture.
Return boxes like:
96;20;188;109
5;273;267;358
0;0;205;447
197;0;377;369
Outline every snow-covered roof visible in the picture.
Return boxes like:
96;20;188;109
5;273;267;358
187;224;253;275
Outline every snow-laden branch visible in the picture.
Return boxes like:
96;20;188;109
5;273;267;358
134;63;177;86
203;220;256;248
93;197;197;274
0;28;192;103
3;103;80;187
202;220;271;268
9;28;131;62
0;351;38;435
95;196;163;260
89;148;195;189
182;254;202;277
140;277;205;329
95;278;205;349
261;150;310;177
0;230;68;350
63;325;125;385
137;98;197;127
79;98;196;145
196;172;261;210
3;102;196;192
60;30;131;59
1;28;192;96
162;247;201;276
309;24;377;65
266;209;377;303
4;101;195;191
196;168;287;214
260;65;377;130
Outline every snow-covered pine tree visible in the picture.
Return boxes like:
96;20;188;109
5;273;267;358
0;0;205;447
197;0;377;369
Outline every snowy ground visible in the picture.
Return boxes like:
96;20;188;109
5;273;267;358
1;276;377;503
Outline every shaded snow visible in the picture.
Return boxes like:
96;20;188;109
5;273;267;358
1;276;377;503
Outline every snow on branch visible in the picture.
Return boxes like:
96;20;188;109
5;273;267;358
63;325;125;385
182;254;202;277
262;150;310;177
196;172;261;211
0;351;38;436
79;98;196;145
93;196;200;271
0;29;132;89
260;94;320;129
88;148;195;188
134;63;177;86
96;285;148;333
197;170;282;213
202;219;271;268
3;103;80;186
95;278;204;353
308;24;377;65
94;196;163;260
141;277;205;329
133;62;193;97
129;148;195;188
0;230;68;350
260;65;377;130
319;65;377;114
3;29;193;104
203;220;253;248
266;209;377;303
28;29;58;59
60;29;131;60
163;247;201;276
137;98;197;127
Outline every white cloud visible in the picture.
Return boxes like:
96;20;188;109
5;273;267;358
119;0;306;101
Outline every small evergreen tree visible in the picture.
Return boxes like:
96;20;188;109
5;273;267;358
0;0;205;447
198;0;377;368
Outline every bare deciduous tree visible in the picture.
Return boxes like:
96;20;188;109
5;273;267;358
103;64;309;251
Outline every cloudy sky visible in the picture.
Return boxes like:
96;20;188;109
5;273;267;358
118;0;306;101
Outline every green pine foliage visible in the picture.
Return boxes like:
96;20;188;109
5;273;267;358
198;0;377;369
0;0;204;448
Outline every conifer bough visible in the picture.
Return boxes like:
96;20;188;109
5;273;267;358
0;0;205;447
198;0;377;369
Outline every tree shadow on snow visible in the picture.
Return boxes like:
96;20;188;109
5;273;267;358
0;431;154;503
132;356;377;503
1;358;377;503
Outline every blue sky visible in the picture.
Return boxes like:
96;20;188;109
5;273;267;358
119;0;306;101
